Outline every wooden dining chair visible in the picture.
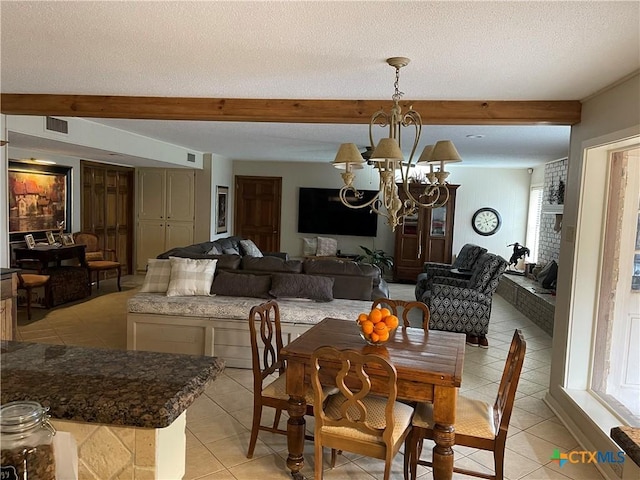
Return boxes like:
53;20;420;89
310;346;415;480
372;298;430;330
404;329;526;480
73;232;121;291
246;300;336;458
16;271;51;321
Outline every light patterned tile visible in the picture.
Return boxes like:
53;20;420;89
469;448;540;480
525;419;579;450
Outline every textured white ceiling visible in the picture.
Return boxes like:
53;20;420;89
2;1;639;167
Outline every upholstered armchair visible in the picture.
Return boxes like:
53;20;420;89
417;253;508;343
415;243;487;301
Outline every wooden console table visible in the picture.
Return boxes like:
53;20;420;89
13;244;87;272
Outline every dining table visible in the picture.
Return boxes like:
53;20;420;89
280;317;466;480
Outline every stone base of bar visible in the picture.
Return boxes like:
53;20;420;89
51;411;186;480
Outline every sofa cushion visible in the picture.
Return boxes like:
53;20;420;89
207;244;222;255
269;273;334;302
166;257;218;297
211;270;272;298
140;259;172;293
241;256;303;273
239;239;263;257
303;258;379;277
328;275;373;301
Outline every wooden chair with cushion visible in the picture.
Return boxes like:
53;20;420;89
310;346;415;480
246;300;336;458
372;298;430;331
73;232;121;291
404;329;526;480
16;271;50;321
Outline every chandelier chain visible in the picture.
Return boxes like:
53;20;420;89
392;66;404;103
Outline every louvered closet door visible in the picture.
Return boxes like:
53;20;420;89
81;161;134;276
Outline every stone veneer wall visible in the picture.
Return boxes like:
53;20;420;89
538;158;568;266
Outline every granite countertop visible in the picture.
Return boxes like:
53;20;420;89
1;341;225;428
611;426;640;467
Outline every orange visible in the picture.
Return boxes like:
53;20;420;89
374;322;387;333
369;309;383;324
384;315;399;329
379;307;392;319
377;329;390;342
361;320;374;335
370;332;380;343
357;313;369;324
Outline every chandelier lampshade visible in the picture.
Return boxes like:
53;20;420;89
332;57;462;231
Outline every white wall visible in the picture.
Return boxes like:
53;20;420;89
7;116;204;168
233;160;531;260
547;72;640;471
447;165;531;261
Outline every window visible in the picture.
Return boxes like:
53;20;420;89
525;185;543;263
591;148;640;425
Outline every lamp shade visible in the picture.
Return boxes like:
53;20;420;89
428;140;462;164
370;138;404;162
332;143;365;170
416;144;435;165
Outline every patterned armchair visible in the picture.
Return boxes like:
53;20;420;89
415;243;487;301
417;253;508;338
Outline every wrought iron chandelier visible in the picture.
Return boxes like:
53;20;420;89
332;57;462;231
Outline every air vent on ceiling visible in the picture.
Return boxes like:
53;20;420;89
187;153;196;163
45;116;68;134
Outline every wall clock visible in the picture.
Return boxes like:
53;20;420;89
472;207;502;236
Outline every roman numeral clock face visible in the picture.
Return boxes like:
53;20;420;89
472;208;502;236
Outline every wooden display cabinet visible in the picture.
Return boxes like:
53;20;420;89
393;184;458;282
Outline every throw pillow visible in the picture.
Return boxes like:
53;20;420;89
210;271;272;298
207;244;222;255
166;257;218;297
316;236;338;257
223;247;240;255
269;273;334;302
239;239;263;257
302;237;318;256
139;259;172;293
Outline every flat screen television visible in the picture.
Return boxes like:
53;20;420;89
297;187;378;237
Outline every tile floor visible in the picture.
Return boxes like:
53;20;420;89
14;275;606;480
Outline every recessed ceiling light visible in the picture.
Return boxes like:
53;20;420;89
466;134;485;139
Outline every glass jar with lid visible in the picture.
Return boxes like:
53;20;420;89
1;401;56;480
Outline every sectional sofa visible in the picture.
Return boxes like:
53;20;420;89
127;237;389;368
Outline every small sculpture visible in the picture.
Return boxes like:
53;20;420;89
507;242;530;268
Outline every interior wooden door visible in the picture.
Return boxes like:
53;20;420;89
81;161;134;275
234;176;282;252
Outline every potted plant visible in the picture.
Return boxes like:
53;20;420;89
355;246;394;277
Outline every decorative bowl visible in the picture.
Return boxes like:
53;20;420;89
356;309;399;346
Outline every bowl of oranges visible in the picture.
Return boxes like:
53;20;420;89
356;307;399;346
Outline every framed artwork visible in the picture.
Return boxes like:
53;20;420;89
61;233;75;246
46;231;56;245
24;234;36;249
8;160;72;243
216;186;229;234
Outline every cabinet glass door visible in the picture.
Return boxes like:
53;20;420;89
403;212;419;235
430;206;446;236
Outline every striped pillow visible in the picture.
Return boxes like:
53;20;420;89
166;257;218;297
139;259;172;293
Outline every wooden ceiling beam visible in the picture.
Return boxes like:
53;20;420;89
0;94;581;125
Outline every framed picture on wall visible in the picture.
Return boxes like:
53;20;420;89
8;160;72;243
216;186;229;234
